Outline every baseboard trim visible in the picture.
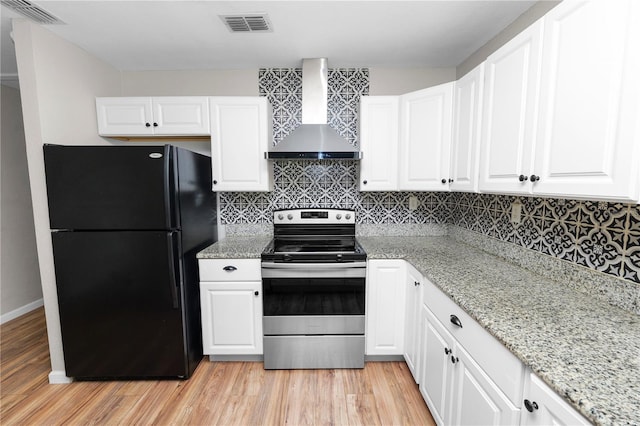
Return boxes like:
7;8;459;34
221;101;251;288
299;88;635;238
0;298;44;324
48;370;73;384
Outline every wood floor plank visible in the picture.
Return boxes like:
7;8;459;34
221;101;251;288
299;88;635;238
1;308;435;425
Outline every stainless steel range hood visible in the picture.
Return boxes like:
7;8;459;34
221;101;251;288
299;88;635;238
266;58;362;160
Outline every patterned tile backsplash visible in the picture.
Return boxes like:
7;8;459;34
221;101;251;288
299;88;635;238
219;67;640;287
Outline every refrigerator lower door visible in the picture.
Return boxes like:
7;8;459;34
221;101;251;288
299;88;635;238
51;230;195;379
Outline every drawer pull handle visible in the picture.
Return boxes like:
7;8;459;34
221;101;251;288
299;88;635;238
524;399;539;412
414;281;420;286
444;348;452;355
450;314;463;328
223;265;237;272
450;355;459;364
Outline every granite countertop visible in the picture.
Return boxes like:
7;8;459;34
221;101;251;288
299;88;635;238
197;235;640;425
197;235;272;259
358;236;640;426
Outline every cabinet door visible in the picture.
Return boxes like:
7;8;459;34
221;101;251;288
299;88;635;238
451;63;484;192
404;263;422;383
478;20;544;195
359;96;399;191
96;97;153;136
200;281;263;355
152;97;210;135
210;97;274;191
521;373;590;426
449;344;520;426
366;260;406;355
399;83;453;191
419;305;455;425
532;0;640;201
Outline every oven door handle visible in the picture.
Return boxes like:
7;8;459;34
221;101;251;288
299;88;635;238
261;261;367;278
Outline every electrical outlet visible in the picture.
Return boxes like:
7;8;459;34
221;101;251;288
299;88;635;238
409;196;418;211
511;200;522;224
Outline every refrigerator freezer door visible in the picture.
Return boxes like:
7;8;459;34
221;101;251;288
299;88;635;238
51;230;193;379
44;145;177;230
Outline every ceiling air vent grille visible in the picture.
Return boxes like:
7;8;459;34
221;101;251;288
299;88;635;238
1;0;65;24
220;14;272;33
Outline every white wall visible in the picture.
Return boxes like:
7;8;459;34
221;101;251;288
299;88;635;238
1;84;43;322
12;18;122;383
456;1;561;78
121;69;259;96
369;67;456;95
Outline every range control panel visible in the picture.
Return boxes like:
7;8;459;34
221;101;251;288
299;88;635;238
273;209;355;225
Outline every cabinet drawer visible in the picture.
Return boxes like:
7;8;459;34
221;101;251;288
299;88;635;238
198;259;261;281
423;279;524;406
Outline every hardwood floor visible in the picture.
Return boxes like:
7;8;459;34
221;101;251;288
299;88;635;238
1;308;435;425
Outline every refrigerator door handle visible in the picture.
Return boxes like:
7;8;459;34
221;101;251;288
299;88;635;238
163;145;177;229
167;232;180;309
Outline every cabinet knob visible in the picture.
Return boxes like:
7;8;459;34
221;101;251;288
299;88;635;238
254;291;259;296
530;174;540;182
363;180;368;185
450;355;459;364
448;179;454;183
213;180;218;185
450;314;463;328
153;122;158;127
145;122;151;127
222;265;237;272
518;174;528;182
441;179;447;184
524;399;539;412
414;281;420;286
444;348;452;355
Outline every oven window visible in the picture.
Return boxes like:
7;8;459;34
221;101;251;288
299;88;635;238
262;278;365;316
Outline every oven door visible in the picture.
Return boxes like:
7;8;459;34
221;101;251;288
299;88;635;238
261;262;366;335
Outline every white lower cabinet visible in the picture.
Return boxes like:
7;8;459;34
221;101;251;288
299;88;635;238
419;300;519;426
366;259;406;355
403;263;423;382
198;259;263;355
520;372;590;426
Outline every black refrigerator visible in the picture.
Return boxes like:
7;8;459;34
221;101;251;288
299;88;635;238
44;144;217;380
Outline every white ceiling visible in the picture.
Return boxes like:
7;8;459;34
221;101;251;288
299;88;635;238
1;0;537;78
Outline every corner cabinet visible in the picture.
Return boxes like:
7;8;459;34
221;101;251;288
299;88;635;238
209;97;274;192
365;259;406;355
399;83;454;191
96;97;210;136
198;259;263;356
450;63;484;192
359;96;400;191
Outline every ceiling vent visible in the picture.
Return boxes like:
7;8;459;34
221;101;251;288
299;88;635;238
219;14;272;33
1;0;65;24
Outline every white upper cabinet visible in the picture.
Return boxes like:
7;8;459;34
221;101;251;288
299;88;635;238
209;97;274;192
399;83;454;191
478;20;544;195
359;96;400;191
450;63;485;192
96;97;210;136
532;0;640;201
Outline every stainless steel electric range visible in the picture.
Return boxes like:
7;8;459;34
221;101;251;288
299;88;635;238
261;208;367;369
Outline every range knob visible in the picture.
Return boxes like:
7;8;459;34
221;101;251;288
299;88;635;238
336;214;342;220
345;214;351;220
287;214;294;220
277;214;284;220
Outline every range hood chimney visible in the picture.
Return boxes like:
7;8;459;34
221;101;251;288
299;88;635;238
266;58;362;160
